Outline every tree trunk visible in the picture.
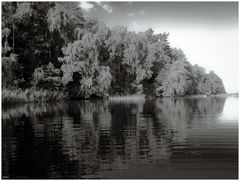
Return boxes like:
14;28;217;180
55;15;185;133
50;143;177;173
12;22;15;53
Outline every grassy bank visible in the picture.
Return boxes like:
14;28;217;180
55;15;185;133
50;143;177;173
2;88;67;105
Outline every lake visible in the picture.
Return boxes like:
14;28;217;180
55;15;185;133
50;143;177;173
2;96;238;179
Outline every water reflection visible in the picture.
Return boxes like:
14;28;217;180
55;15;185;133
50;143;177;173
2;96;238;178
220;97;239;123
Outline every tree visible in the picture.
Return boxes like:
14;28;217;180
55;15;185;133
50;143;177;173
89;22;111;66
2;2;16;56
156;60;194;96
59;33;112;98
206;71;226;94
8;2;53;85
2;2;86;87
106;26;136;94
2;2;226;98
191;65;226;95
47;2;84;45
191;64;208;94
144;32;172;84
2;55;24;89
2;2;25;88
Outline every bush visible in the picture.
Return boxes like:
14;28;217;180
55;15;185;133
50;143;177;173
33;62;63;90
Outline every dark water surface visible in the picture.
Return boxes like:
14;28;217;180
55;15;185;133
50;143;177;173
2;96;238;179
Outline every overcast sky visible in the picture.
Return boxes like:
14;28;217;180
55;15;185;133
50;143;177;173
79;2;238;93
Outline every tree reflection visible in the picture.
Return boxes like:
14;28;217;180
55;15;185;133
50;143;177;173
2;96;227;178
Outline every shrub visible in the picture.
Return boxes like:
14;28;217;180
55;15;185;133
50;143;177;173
32;62;63;90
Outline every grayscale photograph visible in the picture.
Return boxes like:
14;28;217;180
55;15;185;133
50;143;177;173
2;1;238;179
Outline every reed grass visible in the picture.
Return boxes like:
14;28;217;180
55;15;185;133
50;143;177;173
108;94;145;104
2;88;67;105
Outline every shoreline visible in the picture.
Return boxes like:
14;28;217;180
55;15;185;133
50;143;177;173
2;89;237;105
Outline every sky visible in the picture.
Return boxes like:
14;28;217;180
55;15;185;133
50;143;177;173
79;2;239;93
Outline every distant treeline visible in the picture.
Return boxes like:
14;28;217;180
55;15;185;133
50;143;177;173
2;2;226;100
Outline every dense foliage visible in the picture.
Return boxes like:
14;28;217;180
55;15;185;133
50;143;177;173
2;2;226;101
32;62;62;90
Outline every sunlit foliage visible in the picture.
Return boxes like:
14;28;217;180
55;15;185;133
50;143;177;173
2;2;226;101
59;33;112;98
33;62;62;90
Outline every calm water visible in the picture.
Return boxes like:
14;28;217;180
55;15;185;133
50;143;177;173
2;96;238;179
